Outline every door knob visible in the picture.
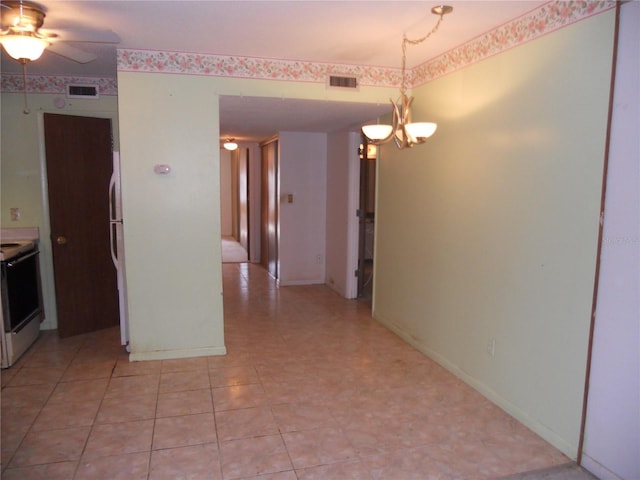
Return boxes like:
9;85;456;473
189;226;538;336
56;236;68;245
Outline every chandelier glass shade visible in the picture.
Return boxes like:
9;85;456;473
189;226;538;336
362;5;452;150
0;33;48;62
361;124;393;141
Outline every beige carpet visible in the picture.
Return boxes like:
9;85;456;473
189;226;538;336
221;236;248;263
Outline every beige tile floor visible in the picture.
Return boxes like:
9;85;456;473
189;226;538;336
1;262;570;479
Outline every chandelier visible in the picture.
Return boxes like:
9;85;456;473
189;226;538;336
362;5;453;150
223;139;238;151
0;1;49;62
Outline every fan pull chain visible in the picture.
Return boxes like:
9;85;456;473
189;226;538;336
21;60;30;115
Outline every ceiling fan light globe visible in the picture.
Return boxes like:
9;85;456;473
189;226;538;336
223;141;238;151
362;124;393;141
0;34;48;61
405;122;437;142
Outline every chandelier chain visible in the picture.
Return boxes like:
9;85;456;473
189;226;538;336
400;13;446;95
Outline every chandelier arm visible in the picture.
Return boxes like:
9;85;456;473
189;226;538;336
403;100;412;148
394;132;403;149
398;96;414;149
393;99;407;149
391;99;402;138
404;95;414;124
388;97;404;147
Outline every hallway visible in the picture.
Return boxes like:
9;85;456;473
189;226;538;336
1;263;571;479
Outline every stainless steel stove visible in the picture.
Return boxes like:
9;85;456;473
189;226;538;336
1;229;43;368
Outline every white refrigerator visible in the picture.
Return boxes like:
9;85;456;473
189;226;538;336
109;152;130;351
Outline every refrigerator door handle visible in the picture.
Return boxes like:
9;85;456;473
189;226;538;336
109;172;116;222
109;222;119;268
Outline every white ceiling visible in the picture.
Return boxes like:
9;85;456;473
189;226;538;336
1;0;545;143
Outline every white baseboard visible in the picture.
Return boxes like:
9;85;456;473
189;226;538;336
581;454;624;480
374;313;577;460
277;278;324;286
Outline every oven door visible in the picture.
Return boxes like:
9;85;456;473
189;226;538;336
1;250;42;333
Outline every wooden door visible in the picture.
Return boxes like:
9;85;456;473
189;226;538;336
260;140;278;278
238;148;249;255
231;149;239;239
260;144;268;270
44;113;119;338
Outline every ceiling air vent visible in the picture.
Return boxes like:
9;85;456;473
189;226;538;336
327;75;359;90
66;84;99;99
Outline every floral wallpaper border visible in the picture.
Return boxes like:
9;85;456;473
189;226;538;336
1;74;118;96
412;0;616;86
116;49;404;88
1;0;616;94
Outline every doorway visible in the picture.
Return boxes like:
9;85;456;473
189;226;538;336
43;113;119;338
357;137;376;300
221;146;250;263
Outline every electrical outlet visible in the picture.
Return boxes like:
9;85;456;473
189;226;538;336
315;254;323;264
10;207;20;221
487;338;496;357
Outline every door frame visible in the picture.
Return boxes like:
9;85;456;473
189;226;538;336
36;110;119;331
346;132;363;299
355;138;377;300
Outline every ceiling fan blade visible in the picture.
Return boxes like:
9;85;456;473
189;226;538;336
42;28;120;44
47;42;97;64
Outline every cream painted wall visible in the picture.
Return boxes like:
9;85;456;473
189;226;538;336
1;93;119;330
372;11;616;458
117;72;225;360
113;70;393;359
278;131;327;286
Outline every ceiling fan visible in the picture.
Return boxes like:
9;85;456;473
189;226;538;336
0;0;120;64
